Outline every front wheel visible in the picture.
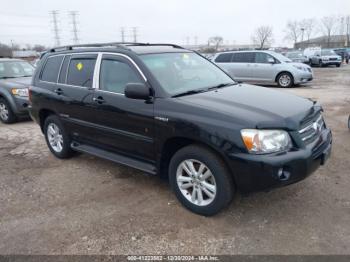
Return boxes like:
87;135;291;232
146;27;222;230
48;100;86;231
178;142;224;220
277;72;294;88
0;98;17;124
169;145;234;216
336;63;341;68
44;115;74;159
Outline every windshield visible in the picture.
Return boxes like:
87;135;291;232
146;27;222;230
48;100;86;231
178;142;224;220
287;52;304;58
321;50;336;56
140;52;235;96
272;52;292;63
0;61;35;79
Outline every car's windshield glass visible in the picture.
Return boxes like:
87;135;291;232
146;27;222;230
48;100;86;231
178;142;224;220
271;52;292;63
0;61;35;79
287;52;304;58
321;50;336;56
140;52;235;96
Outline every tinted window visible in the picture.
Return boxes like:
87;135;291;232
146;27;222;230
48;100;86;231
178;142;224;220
215;53;233;63
99;59;143;94
255;52;274;63
232;53;255;63
41;56;64;82
67;57;96;88
58;55;71;84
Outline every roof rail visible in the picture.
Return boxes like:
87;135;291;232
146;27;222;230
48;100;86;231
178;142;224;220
49;42;136;53
49;42;185;53
124;43;184;49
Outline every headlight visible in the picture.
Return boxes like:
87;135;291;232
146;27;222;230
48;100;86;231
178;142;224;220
241;129;291;154
11;88;29;97
293;65;306;71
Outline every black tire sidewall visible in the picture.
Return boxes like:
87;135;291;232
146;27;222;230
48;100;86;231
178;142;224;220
44;115;73;159
0;98;17;124
169;145;234;216
277;72;293;88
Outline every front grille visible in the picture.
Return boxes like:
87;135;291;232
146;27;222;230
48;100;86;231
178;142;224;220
329;58;337;61
298;113;325;144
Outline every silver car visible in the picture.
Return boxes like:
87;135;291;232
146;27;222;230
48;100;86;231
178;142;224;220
213;50;313;88
309;49;342;67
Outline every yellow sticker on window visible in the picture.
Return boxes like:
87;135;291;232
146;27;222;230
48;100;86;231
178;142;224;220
76;62;83;71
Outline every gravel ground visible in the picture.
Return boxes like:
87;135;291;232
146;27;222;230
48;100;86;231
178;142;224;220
0;65;350;255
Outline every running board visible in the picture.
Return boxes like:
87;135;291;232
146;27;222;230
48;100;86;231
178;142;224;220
71;142;157;175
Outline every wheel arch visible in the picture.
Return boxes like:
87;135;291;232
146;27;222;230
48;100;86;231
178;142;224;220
275;71;294;83
158;136;237;186
38;108;56;133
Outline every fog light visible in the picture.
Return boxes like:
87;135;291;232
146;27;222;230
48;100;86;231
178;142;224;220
277;167;290;181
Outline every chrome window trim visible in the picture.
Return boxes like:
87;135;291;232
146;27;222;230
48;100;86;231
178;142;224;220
94;52;147;96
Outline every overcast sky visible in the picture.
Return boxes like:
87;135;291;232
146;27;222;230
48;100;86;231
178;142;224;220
0;0;349;48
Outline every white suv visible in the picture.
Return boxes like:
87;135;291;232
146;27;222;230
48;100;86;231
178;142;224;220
213;50;313;88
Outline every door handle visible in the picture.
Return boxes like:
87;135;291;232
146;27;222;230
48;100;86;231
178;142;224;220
54;88;63;95
93;96;105;104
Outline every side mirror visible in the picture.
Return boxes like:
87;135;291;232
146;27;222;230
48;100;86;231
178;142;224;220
267;57;275;64
124;83;150;100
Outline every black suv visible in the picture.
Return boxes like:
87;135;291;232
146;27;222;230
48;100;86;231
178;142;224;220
29;43;332;216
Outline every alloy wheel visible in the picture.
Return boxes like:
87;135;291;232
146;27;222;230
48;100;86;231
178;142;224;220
0;103;9;121
47;123;64;153
279;74;291;87
176;159;217;206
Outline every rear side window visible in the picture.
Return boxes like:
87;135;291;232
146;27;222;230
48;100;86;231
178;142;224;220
41;56;64;82
255;52;274;63
67;57;96;88
215;53;233;63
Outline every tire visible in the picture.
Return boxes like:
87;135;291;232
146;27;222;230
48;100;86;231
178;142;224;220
0;98;17;124
348;115;350;130
169;144;235;216
336;63;341;68
44;114;74;159
319;60;323;67
277;72;294;88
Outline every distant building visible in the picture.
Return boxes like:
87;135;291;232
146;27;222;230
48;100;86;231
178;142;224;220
295;35;349;49
12;50;38;61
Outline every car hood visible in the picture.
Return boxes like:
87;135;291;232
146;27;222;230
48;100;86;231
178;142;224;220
0;77;32;87
178;84;318;130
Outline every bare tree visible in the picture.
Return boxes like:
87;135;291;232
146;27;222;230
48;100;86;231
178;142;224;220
284;20;301;46
33;44;47;52
299;18;317;43
251;26;273;49
320;16;339;47
0;43;12;58
209;36;223;51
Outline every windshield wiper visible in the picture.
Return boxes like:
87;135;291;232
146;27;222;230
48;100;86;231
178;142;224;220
207;82;237;91
172;88;208;98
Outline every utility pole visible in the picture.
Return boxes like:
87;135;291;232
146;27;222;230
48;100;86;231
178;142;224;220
69;11;80;44
132;27;138;43
194;36;198;46
50;10;61;46
120;27;125;42
301;28;305;42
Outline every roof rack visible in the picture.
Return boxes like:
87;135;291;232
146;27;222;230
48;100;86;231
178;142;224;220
49;42;185;53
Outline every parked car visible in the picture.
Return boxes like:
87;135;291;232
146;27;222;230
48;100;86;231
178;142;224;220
0;58;34;123
308;49;342;67
333;48;349;64
213;50;313;88
285;51;309;64
29;43;332;216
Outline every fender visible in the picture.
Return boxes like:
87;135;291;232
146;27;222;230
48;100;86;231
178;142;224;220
0;88;19;114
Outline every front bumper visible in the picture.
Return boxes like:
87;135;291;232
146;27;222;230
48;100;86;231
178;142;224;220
294;71;313;84
13;96;30;116
227;128;332;194
322;60;341;65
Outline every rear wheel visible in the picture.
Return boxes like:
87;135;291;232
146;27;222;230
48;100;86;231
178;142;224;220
277;72;294;88
0;98;17;124
44;115;74;159
169;145;234;216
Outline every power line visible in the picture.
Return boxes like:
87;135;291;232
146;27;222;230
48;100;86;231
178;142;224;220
50;10;61;46
69;11;80;44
